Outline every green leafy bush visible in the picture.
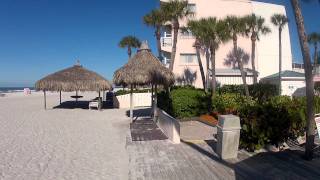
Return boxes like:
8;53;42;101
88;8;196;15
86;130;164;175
218;84;277;102
157;86;209;119
170;87;209;119
115;89;151;96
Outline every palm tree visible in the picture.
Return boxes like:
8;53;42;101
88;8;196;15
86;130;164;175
223;16;250;97
198;17;229;97
290;0;317;160
308;32;320;66
160;0;193;71
244;14;271;84
271;14;289;95
143;9;168;58
185;20;207;91
224;48;250;98
118;36;141;58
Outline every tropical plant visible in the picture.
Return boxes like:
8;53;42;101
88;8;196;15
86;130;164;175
224;48;250;97
290;0;317;160
200;17;230;97
160;0;193;71
224;16;246;68
185;20;207;91
308;32;320;66
223;16;250;97
118;36;141;58
244;14;271;84
271;14;289;95
143;9;168;58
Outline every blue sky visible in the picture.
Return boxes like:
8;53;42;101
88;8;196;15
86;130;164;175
0;0;319;87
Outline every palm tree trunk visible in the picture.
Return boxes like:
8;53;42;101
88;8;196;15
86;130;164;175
291;0;315;160
314;43;318;66
206;48;210;91
233;34;238;69
251;35;258;84
234;35;249;97
156;28;162;59
239;61;250;98
279;28;283;95
128;46;132;58
210;46;216;98
195;40;206;91
169;20;179;71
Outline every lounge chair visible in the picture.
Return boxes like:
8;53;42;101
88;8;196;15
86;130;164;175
89;97;102;110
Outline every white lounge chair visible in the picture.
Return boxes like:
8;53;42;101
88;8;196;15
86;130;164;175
89;97;102;110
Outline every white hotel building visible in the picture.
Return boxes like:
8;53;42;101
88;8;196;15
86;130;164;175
159;0;304;95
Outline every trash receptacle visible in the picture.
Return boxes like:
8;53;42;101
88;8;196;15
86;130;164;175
216;115;241;160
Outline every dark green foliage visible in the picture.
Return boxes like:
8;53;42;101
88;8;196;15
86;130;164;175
157;85;320;151
115;89;151;96
218;84;277;102
157;86;209;119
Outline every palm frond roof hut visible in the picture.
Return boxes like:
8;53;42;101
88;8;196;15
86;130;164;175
113;41;174;121
35;62;111;92
113;42;174;86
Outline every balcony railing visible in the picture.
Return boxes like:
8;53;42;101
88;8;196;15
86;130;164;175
314;65;320;75
162;57;171;68
161;37;172;47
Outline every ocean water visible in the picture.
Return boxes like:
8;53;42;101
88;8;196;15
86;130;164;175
0;87;35;93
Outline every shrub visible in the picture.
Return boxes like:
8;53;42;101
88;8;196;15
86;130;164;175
218;84;277;102
170;88;209;119
238;96;308;151
157;86;209;119
212;93;255;114
115;89;151;96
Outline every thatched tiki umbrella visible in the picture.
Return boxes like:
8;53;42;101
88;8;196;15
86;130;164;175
113;41;174;121
35;62;111;109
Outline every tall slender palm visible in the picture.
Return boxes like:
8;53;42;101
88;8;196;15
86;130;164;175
160;0;193;71
198;17;229;97
271;14;289;95
224;16;249;97
291;0;317;160
186;20;207;90
308;32;320;66
244;14;271;84
118;36;141;58
224;48;250;98
143;9;168;59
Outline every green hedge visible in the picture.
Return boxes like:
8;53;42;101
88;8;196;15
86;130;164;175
218;84;277;102
157;86;320;151
115;89;151;96
157;86;209;119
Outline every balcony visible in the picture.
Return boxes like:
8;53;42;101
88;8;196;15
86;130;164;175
160;32;172;52
162;57;171;68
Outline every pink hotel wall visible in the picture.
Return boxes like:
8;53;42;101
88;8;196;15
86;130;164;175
161;0;293;88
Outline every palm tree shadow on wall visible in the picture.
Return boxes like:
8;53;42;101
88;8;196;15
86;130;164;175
176;68;197;86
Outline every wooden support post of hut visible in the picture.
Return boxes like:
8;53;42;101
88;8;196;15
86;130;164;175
59;90;62;104
130;85;134;121
43;90;47;110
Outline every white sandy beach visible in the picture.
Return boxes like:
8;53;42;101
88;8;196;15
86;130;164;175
0;91;129;180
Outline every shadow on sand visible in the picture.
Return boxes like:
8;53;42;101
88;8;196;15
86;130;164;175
182;139;320;179
53;101;114;110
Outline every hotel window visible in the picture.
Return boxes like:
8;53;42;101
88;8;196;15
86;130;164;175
187;3;196;13
180;54;196;64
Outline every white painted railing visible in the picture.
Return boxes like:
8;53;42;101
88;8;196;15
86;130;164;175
113;93;151;109
161;37;172;47
156;108;180;144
